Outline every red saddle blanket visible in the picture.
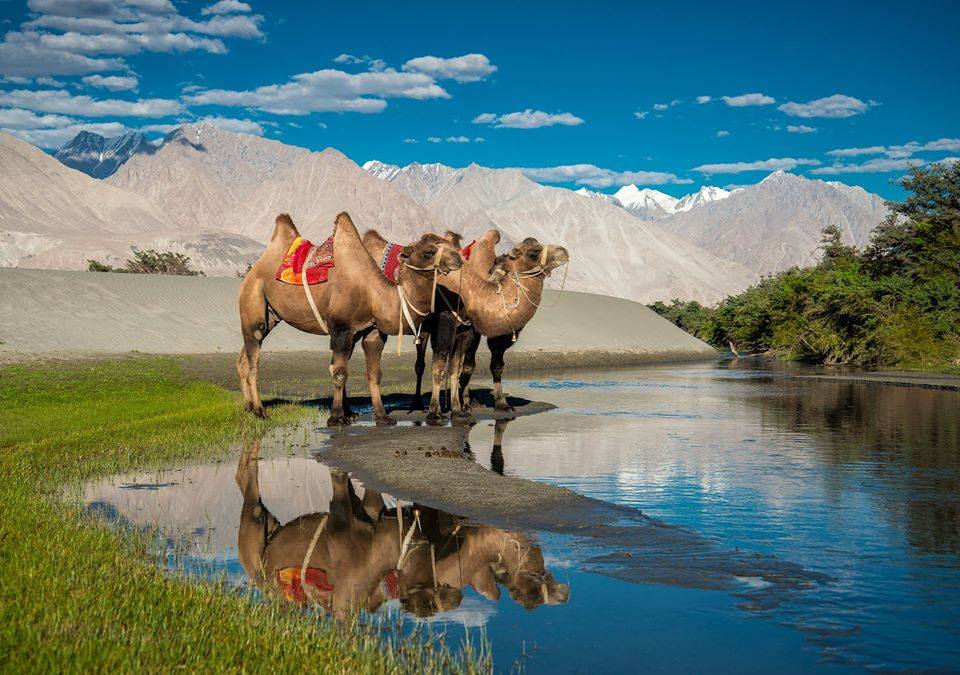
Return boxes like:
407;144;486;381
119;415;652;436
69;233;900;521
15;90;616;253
276;235;335;285
379;242;404;282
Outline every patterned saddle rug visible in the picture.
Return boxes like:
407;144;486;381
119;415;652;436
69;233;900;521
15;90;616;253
379;242;405;282
276;235;335;285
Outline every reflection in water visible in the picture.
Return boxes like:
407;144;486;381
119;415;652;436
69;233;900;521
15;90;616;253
236;438;568;619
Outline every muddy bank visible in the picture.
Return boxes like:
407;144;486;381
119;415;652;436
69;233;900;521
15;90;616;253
317;425;828;602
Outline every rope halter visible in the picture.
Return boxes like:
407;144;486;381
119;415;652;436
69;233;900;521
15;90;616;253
395;243;448;354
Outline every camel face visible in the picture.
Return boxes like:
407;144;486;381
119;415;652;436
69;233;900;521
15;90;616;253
403;233;464;275
505;570;570;610
507;238;570;276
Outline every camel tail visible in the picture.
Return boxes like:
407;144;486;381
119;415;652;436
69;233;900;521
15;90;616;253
270;213;299;242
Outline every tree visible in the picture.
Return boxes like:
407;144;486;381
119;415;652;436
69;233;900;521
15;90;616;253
86;249;204;276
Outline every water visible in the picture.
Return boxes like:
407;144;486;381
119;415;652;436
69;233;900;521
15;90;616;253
82;361;960;672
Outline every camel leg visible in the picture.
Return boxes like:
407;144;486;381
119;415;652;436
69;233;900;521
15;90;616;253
488;333;516;412
237;295;276;418
410;325;431;412
490;418;511;475
327;325;354;427
426;314;455;422
342;332;364;420
449;339;471;420
458;328;481;409
362;330;396;425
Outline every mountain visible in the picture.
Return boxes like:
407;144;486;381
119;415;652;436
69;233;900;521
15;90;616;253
0;131;262;274
54;130;153;179
674;185;731;212
365;160;757;304
575;187;624;207
109;125;437;244
109;123;312;234
658;170;887;273
614;185;679;219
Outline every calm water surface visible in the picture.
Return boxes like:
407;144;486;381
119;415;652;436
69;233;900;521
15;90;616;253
83;362;960;672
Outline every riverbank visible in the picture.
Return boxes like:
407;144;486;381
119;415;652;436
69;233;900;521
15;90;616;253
0;357;486;672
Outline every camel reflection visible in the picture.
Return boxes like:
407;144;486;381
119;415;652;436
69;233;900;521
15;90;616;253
236;438;568;619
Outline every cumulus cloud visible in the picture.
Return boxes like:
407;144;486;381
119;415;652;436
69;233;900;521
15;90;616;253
401;53;496;83
716;129;730;137
0;88;181;117
653;99;681;111
333;53;386;72
696;95;712;104
139;122;180;134
693;157;820;174
778;94;872;118
201;0;251;14
427;137;441;143
402;137;418;143
721;93;775;107
827;137;960;158
83;73;139;91
811;158;924;174
633;110;648;119
519;164;692;188
184;68;449;115
1;0;263;77
786;124;816;133
472;109;584;129
0;107;75;129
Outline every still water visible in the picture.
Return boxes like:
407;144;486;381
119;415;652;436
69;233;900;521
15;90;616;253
83;362;960;672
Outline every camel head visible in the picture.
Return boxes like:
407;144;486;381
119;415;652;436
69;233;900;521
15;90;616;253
401;233;464;275
401;583;463;618
493;539;570;610
504;237;569;277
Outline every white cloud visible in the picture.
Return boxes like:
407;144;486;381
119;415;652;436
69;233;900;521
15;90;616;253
184;68;449;115
197;115;263;135
811;157;923;174
827;137;960;159
519;163;692;188
332;53;386;71
633;110;648;119
694;157;820;174
401;53;496;83
778;94;872;118
83;73;139;91
427;137;441;143
446;135;470;143
786;124;816;133
696;95;712;104
35;76;65;87
721;93;775;107
473;136;484;143
0;88;181;117
472;109;584;129
471;112;497;124
402;137;418;143
201;0;251;14
653;103;668;111
0;107;75;129
0;31;126;77
716;129;730;137
139;122;180;134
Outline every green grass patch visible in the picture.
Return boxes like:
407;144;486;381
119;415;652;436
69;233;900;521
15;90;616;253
0;357;489;673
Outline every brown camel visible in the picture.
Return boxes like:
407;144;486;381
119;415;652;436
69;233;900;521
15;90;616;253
237;212;462;425
440;236;569;414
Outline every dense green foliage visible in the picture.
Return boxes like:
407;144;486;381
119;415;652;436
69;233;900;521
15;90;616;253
0;358;487;672
88;248;204;275
650;163;960;369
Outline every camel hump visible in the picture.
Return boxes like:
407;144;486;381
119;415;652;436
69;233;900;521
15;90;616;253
362;229;387;247
333;211;362;244
270;213;299;241
480;228;501;244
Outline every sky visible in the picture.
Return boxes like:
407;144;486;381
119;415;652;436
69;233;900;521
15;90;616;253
0;0;958;199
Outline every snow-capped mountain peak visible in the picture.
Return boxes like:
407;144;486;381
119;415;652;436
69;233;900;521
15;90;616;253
575;187;624;207
363;160;402;181
674;185;731;212
54;130;152;179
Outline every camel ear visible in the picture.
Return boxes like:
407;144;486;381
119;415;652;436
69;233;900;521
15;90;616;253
470;566;501;601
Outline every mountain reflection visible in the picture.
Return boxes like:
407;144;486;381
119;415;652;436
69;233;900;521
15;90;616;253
236;438;569;618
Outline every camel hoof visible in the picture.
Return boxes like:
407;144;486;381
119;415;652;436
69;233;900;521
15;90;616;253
452;407;473;420
425;410;444;426
494;401;514;413
375;414;397;426
252;407;267;419
326;414;351;427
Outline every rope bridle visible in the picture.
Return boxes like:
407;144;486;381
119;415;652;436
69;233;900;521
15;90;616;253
494;244;566;341
395;244;452;355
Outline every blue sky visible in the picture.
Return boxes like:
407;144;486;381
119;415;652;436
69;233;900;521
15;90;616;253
1;0;957;198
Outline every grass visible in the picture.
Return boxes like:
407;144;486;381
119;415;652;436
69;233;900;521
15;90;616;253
0;357;489;673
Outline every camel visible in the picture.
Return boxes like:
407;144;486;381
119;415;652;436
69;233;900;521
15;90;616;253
235;440;567;617
364;228;498;421
237;212;462;425
440;236;569;414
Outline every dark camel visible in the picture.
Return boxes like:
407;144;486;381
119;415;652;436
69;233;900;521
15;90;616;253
237;212;462;425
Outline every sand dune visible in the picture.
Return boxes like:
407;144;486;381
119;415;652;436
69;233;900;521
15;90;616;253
0;268;716;360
